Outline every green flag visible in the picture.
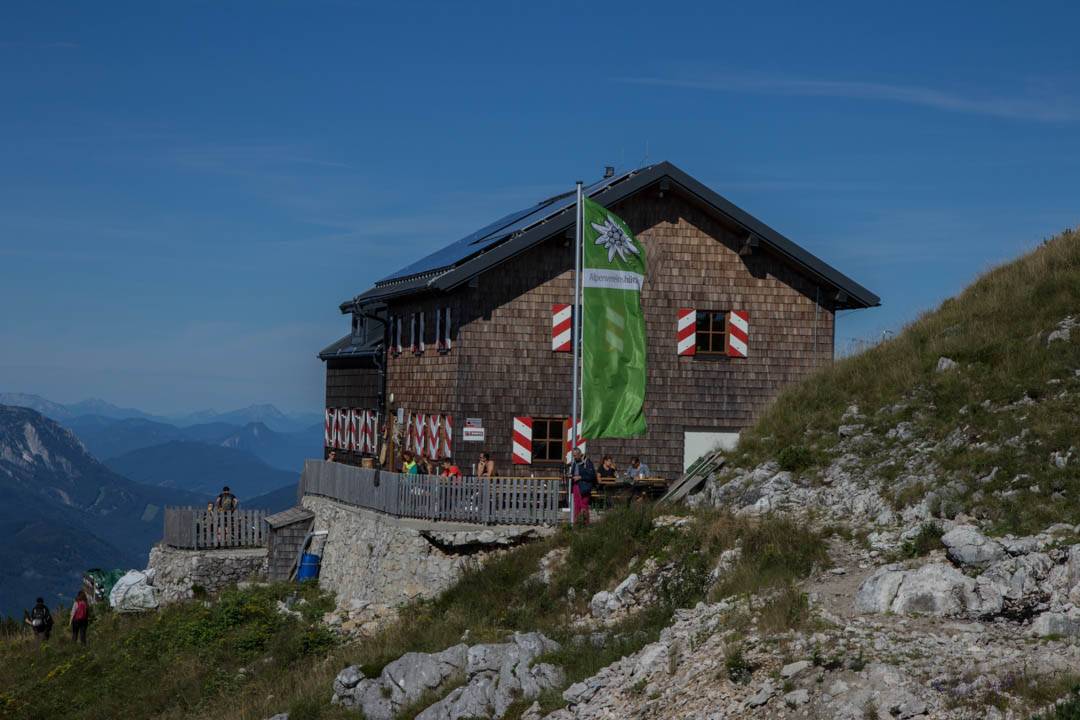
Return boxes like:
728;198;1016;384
580;197;647;439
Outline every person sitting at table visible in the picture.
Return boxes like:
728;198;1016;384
597;455;618;484
623;456;651;482
441;457;462;480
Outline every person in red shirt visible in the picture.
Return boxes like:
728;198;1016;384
441;458;462;480
70;590;90;645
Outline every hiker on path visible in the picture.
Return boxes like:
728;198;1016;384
25;597;53;644
70;590;90;645
569;447;596;526
623;456;651;482
215;486;238;511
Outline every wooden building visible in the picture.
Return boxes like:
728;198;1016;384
318;162;879;480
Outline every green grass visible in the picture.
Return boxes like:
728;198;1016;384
0;507;828;720
726;228;1080;535
0;583;341;720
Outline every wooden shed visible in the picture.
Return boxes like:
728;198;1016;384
264;506;315;582
318;161;880;480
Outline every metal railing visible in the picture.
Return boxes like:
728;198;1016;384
299;460;563;525
163;507;268;549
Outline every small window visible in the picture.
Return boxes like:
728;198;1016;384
695;311;729;354
531;417;565;464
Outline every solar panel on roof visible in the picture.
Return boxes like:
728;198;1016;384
375;168;645;284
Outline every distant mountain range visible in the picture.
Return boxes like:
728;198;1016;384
0;393;322;434
0;394;323;618
0;405;206;618
106;441;298;499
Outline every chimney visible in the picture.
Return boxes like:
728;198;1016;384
604;166;615;178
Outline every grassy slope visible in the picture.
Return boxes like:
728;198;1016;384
730;228;1080;535
0;508;825;720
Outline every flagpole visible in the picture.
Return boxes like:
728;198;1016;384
570;180;583;527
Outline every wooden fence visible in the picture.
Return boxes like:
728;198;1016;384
163;507;268;549
299;460;563;525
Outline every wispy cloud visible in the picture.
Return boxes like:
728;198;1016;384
621;73;1079;122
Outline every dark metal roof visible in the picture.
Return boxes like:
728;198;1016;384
264;506;313;528
317;331;382;361
344;161;880;310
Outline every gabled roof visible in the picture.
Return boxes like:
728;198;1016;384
342;161;880;311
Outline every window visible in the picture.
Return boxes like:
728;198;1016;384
531;417;565;464
695;311;729;354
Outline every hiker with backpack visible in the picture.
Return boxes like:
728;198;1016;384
568;447;596;526
215;485;238;511
25;598;53;644
70;590;90;645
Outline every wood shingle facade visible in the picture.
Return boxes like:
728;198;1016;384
319;162;878;480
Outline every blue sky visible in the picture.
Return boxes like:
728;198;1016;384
2;1;1078;414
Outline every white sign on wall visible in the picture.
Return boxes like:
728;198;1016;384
463;426;485;442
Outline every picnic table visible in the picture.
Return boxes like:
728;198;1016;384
593;477;668;507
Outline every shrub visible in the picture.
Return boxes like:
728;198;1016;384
724;645;755;684
778;445;815;472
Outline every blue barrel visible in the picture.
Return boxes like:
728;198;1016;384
296;553;321;581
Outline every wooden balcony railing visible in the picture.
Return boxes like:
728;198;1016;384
299;460;563;525
163;507;268;549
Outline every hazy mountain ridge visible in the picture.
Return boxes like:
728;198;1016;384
105;441;297;499
0;405;205;617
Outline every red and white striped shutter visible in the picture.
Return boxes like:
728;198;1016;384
324;408;334;448
552;303;572;352
564;418;586;463
726;311;749;358
368;412;379;454
443;307;452;351
428;414;441;460
364;410;375;453
404;412;414;452
330;409;342;450
441;415;452;458
512;416;532;465
353;410;363;453
677;308;696;356
415;412;427;457
329;408;339;449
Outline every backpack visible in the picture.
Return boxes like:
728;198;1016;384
30;605;50;629
73;600;88;622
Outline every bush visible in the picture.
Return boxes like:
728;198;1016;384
778;445;815;472
899;523;944;558
724;645;755;684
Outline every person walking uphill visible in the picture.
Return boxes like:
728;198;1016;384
569;447;596;526
70;590;90;645
25;597;53;644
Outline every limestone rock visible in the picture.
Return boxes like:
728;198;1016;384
941;525;1006;568
936;356;958;372
780;660;811;679
1031;610;1080;638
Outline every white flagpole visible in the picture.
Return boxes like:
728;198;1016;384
570;180;583;526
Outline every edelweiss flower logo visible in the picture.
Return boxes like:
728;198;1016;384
591;215;640;264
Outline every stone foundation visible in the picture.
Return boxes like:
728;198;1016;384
301;494;553;607
147;544;268;603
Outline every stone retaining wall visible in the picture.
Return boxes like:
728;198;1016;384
301;494;552;607
147;544;268;603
